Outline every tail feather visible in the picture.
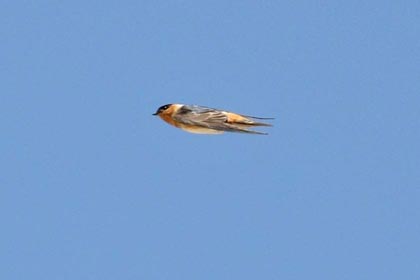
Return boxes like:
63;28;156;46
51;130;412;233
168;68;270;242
234;120;273;127
249;122;272;127
219;124;269;135
232;127;268;135
243;115;275;120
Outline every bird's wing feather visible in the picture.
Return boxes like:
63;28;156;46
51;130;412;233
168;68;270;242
174;105;228;124
173;105;268;134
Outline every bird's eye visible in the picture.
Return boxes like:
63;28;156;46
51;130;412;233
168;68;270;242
159;104;171;111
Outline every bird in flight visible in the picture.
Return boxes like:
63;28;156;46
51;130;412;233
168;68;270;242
153;104;273;135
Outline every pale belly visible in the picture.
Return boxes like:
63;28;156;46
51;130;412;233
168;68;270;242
180;126;224;134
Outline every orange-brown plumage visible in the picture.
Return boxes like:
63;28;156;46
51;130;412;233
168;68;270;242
225;112;249;123
156;104;181;128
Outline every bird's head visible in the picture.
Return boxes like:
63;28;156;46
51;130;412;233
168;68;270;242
153;104;173;116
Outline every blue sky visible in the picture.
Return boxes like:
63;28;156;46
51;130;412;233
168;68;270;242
1;1;420;279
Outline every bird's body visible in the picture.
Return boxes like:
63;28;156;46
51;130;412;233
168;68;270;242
153;104;273;135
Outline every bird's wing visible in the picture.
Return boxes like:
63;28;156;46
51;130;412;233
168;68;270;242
174;105;268;134
174;105;228;124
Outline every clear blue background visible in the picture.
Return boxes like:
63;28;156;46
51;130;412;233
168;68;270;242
2;1;419;279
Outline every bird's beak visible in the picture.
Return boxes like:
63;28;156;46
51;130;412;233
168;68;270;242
152;112;158;116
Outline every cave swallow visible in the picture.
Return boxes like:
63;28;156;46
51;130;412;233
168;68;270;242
153;104;273;135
